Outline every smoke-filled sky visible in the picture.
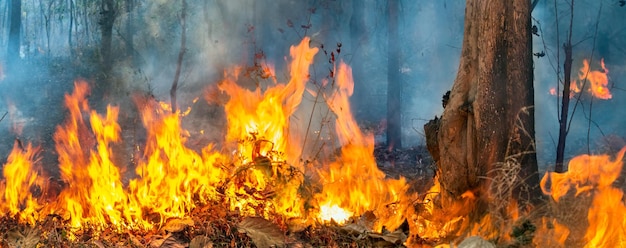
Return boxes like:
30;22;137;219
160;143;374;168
0;0;625;171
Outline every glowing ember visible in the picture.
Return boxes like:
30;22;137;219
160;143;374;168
319;202;353;224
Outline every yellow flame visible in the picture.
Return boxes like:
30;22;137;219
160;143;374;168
541;147;626;247
0;141;42;224
313;62;410;232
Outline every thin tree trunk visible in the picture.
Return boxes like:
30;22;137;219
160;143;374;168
170;0;187;113
555;0;575;173
436;0;540;208
386;0;402;149
69;0;74;56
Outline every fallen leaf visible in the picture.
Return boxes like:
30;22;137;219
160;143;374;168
190;236;213;248
368;229;407;245
340;223;369;235
163;217;195;233
5;227;40;248
237;217;285;248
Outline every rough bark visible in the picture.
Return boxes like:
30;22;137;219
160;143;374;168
386;0;402;149
436;0;540;207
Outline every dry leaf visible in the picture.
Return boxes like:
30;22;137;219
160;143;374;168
368;229;407;245
91;240;106;248
237;217;285;248
190;236;213;248
340;223;369;235
156;233;187;248
5;228;40;248
163;217;195;232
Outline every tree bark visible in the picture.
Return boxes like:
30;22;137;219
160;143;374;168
386;0;402;149
6;0;22;68
436;0;540;207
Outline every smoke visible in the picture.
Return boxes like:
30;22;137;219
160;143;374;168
0;0;624;170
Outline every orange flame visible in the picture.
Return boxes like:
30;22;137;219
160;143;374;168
541;147;626;247
46;80;144;230
578;59;611;99
313;62;410;231
127;97;227;225
549;58;611;99
0;141;42;225
0;37;414;237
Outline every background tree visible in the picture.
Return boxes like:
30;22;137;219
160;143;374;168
6;0;21;69
99;0;116;72
386;0;402;149
433;0;541;210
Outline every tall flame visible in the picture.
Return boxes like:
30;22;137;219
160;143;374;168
313;62;410;231
0;141;42;225
541;147;626;247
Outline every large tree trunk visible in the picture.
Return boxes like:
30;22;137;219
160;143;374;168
6;0;22;68
386;0;402;149
435;0;540;208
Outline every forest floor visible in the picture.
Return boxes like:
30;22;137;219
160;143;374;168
0;145;435;248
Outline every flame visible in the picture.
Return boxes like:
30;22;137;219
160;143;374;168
541;147;626;247
127;97;227;224
0;37;413;237
549;58;611;99
313;62;410;231
579;59;611;99
45;80;144;230
0;141;42;225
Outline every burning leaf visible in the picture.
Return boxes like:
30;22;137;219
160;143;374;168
163;217;195;233
237;217;285;248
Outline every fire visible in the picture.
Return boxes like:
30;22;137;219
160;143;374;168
578;58;611;99
46;81;144;230
313;62;410;231
0;37;412;234
549;58;611;99
541;147;626;247
0;141;43;225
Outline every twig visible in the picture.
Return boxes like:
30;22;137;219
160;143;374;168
0;111;7;123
